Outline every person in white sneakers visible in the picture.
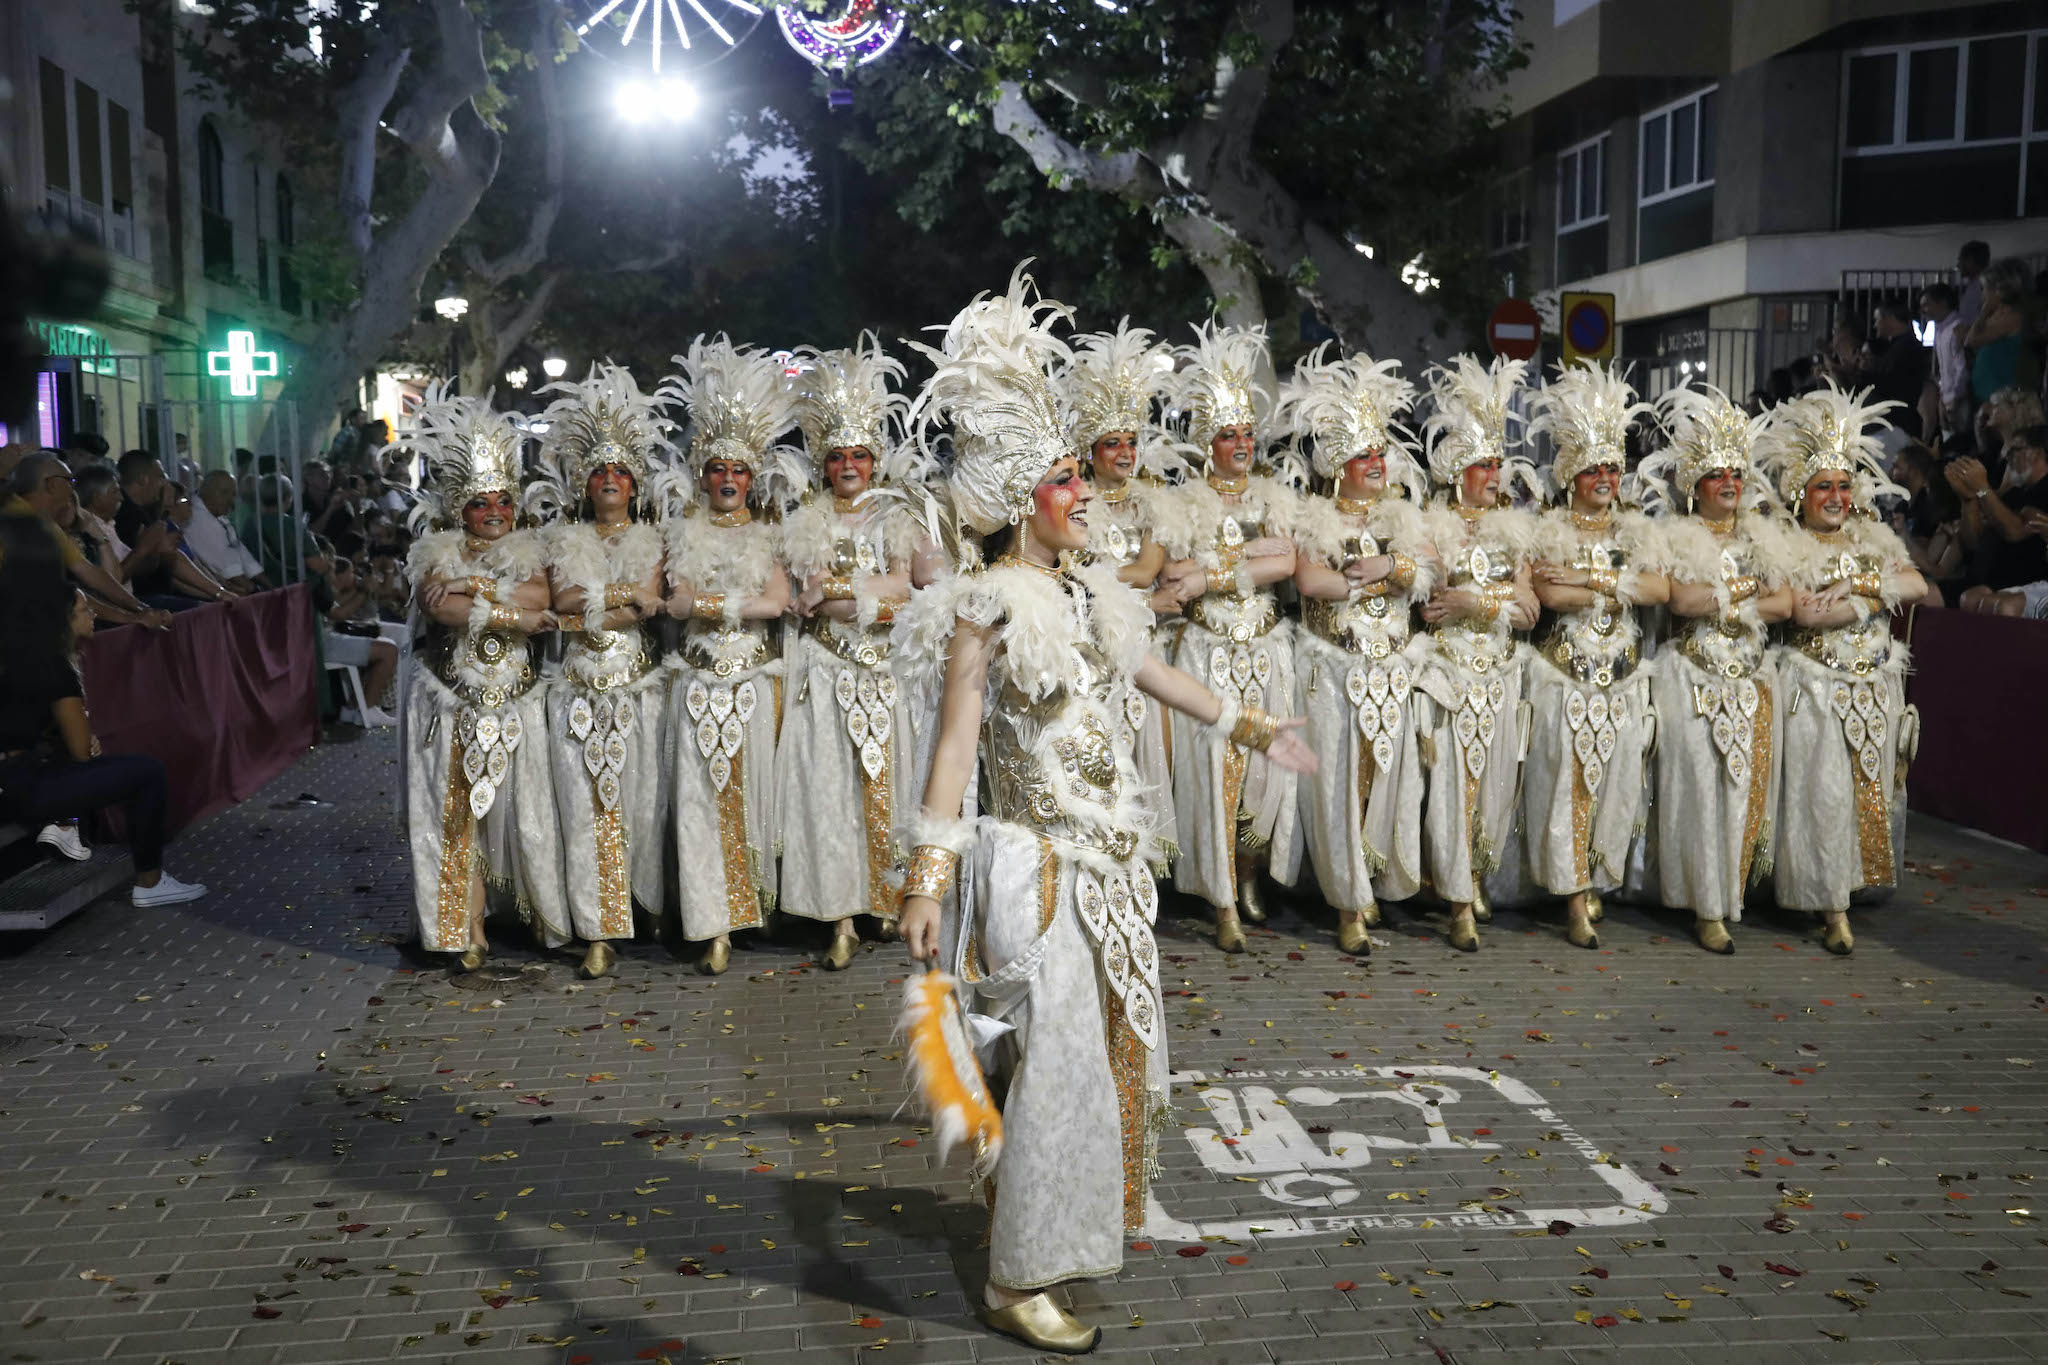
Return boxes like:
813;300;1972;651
37;820;89;860
0;538;207;908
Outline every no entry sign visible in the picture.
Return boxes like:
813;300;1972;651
1488;298;1542;362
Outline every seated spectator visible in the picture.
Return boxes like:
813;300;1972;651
323;555;400;726
367;548;410;622
4;452;168;628
59;430;110;471
234;446;259;502
1954;423;2048;616
376;447;416;514
1891;444;1963;602
1975;387;2046;484
111;450;231;610
302;459;363;548
71;462;138;581
239;474;333;607
0;517;206;906
48;479;164;631
184;470;266;592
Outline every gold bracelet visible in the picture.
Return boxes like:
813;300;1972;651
1850;571;1882;599
821;575;856;602
1229;706;1278;753
1388;553;1416;591
870;600;897;625
558;612;584;633
486;602;522;630
694;592;726;619
604;583;632;610
1586;567;1618;597
901;844;960;903
1727;574;1758;604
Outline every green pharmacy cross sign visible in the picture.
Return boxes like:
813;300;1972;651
206;330;279;398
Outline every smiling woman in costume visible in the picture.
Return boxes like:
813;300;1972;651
895;265;1316;1355
1522;362;1669;949
532;363;680;980
1760;383;1926;955
402;387;568;970
660;337;802;975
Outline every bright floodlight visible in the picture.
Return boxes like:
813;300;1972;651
434;293;469;321
614;76;695;123
505;366;530;390
542;356;569;379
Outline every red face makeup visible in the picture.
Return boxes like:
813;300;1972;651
1459;459;1501;508
1802;471;1852;528
1343;451;1386;492
704;459;753;512
826;447;874;495
463;490;517;538
1092;432;1138;482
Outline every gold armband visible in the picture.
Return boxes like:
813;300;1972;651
821;575;856;602
694;592;727;619
558;612;584;633
603;583;633;611
1585;567;1618;597
1230;706;1278;754
1849;571;1882;599
486;602;522;630
1388;553;1417;592
1727;574;1759;604
1205;566;1234;595
901;844;960;903
870;600;897;625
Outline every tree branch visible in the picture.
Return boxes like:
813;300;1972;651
384;0;493;175
991;81;1165;199
465;0;566;286
333;28;411;261
1158;211;1264;330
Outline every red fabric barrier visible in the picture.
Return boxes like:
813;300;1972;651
1901;606;2048;855
79;584;320;835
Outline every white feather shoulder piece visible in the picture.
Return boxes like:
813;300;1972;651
897;561;1152;702
547;522;665;600
1422;502;1545;566
406;527;548;588
1147;476;1300;561
665;515;781;600
1780;516;1914;602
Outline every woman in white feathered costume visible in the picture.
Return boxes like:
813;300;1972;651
1522;362;1669;949
658;338;801;975
1414;355;1542;951
532;363;678;979
401;389;569;969
1151;322;1304;951
1278;345;1439;954
1064;320;1184;869
894;265;1315;1355
778;334;941;969
1641;385;1798;953
1759;383;1926;955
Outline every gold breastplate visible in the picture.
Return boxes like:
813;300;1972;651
1538;536;1641;685
564;623;655;691
435;624;538;709
1783;545;1892;675
981;624;1140;862
1088;496;1145;569
1677;539;1768;678
1432;521;1517;669
681;618;775;677
1189;504;1279;641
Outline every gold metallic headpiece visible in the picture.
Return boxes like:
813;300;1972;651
1174;321;1270;457
536;361;675;504
1422;353;1528;487
1759;380;1903;511
1065;320;1172;457
793;333;907;466
1280;342;1422;491
404;381;526;522
1530;360;1650;493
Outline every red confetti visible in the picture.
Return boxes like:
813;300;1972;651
1176;1245;1209;1258
1764;1262;1803;1277
708;1244;726;1254
1587;1267;1609;1279
857;1317;882;1329
1841;1212;1866;1221
1225;1255;1250;1265
1130;1241;1154;1251
251;1307;283;1320
891;1138;918;1147
1592;1314;1619;1328
339;1223;369;1234
1547;1220;1576;1236
1334;1280;1358;1292
1473;1128;1493;1136
486;1295;510;1309
751;1163;775;1173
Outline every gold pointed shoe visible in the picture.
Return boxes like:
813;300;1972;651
976;1293;1101;1355
579;941;617;979
1470;885;1492;924
1695;918;1734;955
698;939;731;976
1566;917;1600;950
825;933;857;970
1236;875;1268;923
1215;910;1247;955
1447;915;1480;953
1337;914;1371;956
1822;918;1854;956
1585;889;1605;924
455;943;487;972
1358;899;1381;929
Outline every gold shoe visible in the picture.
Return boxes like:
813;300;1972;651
976;1293;1100;1355
698;939;731;976
1822;916;1854;956
825;933;856;970
1215;909;1247;954
1695;918;1734;955
1337;914;1371;956
1447;912;1480;953
1236;875;1267;923
579;941;616;979
1358;899;1381;929
1566;916;1600;950
1470;884;1491;924
455;943;486;972
1585;889;1604;924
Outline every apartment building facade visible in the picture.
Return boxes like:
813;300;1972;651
1490;0;2048;398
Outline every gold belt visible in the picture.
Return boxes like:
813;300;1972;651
805;617;891;666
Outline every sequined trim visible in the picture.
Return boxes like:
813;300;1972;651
719;745;764;930
1103;991;1148;1232
436;730;479;950
592;801;631;937
1036;836;1058;933
1568;749;1593;891
1739;684;1773;888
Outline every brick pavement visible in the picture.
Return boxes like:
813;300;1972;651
2;730;2045;1365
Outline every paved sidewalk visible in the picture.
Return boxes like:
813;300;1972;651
3;732;2045;1365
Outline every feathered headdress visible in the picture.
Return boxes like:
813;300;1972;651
1758;380;1905;512
1066;320;1173;463
1422;353;1533;493
793;333;909;468
1173;321;1271;459
403;380;527;530
531;361;683;520
904;260;1075;536
1529;360;1650;494
661;336;807;511
1642;384;1774;515
1279;342;1425;497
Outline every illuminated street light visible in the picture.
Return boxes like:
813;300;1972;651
434;291;469;321
505;366;530;390
542;355;569;379
614;76;697;124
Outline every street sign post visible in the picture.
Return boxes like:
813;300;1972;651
1487;298;1542;362
1560;291;1616;365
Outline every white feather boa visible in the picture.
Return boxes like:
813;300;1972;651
546;522;665;602
1147;474;1303;564
1658;512;1806;613
1285;494;1441;601
1779;515;1918;608
1418;501;1546;568
664;515;782;604
896;561;1154;702
405;527;550;589
781;493;925;583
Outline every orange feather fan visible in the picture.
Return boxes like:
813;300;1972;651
899;968;1004;1171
